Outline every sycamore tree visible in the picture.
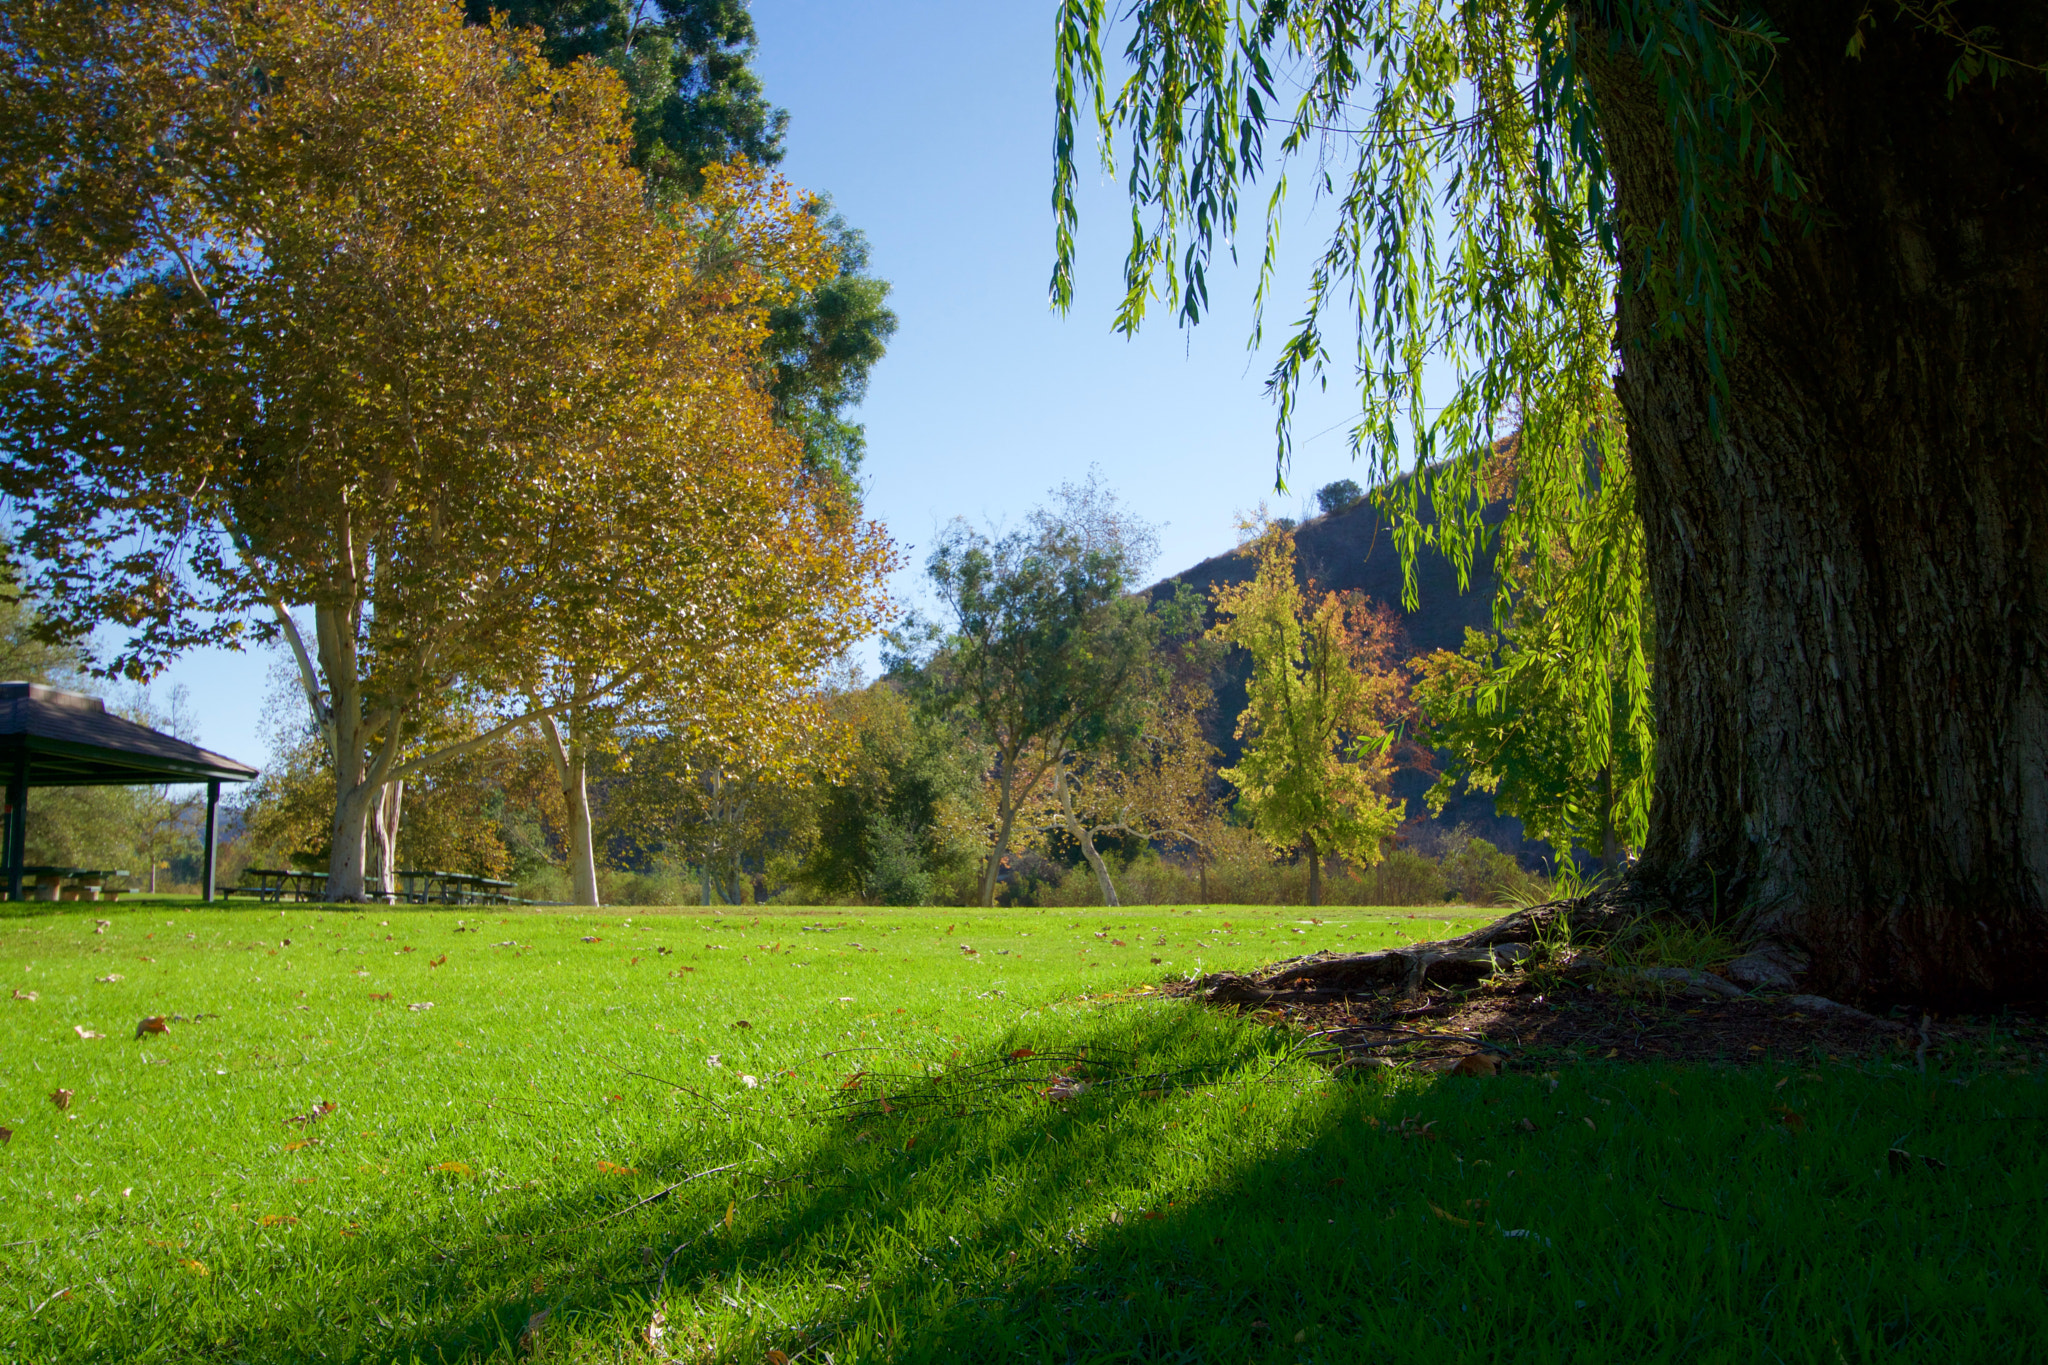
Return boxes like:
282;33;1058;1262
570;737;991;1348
485;165;896;906
1054;3;2048;1003
902;479;1166;908
472;0;899;495
1210;531;1406;908
0;0;800;900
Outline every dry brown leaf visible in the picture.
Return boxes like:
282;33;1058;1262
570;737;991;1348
259;1214;297;1227
74;1025;102;1040
134;1016;167;1039
282;1138;317;1152
766;1351;790;1365
1453;1052;1499;1077
1428;1201;1482;1228
407;1002;433;1012
12;989;37;1002
517;1307;549;1355
0;1125;12;1144
180;1258;209;1277
428;954;446;968
1517;1117;1537;1132
1009;1046;1035;1059
433;1160;472;1175
49;1088;73;1111
643;1310;666;1351
596;1160;637;1175
284;1101;338;1127
1774;1105;1807;1133
723;1201;735;1230
368;992;392;1001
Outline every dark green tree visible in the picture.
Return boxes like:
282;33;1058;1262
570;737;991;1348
475;0;897;490
801;683;989;906
1314;480;1362;516
897;478;1168;908
1054;2;2048;1005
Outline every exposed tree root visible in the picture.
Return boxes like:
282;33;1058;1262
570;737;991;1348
1199;900;1591;1004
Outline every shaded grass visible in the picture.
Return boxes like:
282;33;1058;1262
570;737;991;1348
1;902;2042;1362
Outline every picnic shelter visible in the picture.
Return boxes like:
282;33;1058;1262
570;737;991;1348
1;682;259;903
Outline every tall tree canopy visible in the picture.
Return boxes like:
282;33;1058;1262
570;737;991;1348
0;0;888;902
475;0;898;493
1054;2;2048;1004
901;479;1167;908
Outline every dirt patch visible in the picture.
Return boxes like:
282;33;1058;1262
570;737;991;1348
1161;969;2048;1071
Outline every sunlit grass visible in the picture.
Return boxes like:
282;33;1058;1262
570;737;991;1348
2;901;2041;1362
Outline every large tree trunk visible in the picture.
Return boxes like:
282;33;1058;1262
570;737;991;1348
1587;7;2048;1003
537;709;601;907
1053;760;1120;906
979;762;1023;908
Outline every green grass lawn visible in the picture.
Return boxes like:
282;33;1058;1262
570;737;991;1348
2;901;2042;1363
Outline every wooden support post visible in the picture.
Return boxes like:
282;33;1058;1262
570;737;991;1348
5;755;24;904
202;780;220;904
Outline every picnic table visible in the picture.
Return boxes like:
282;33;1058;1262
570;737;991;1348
7;866;132;902
395;870;518;905
228;868;329;903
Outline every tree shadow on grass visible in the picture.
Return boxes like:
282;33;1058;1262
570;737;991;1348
122;1001;2048;1363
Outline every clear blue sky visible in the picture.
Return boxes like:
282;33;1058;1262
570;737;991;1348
147;0;1395;769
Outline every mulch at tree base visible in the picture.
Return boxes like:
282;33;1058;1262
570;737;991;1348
1160;974;2048;1072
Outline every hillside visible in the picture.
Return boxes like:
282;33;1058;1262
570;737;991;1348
1145;489;1548;865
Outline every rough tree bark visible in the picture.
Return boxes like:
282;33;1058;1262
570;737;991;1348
1586;5;2048;1003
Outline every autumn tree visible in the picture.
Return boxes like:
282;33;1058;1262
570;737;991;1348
903;479;1166;908
473;0;899;493
1054;4;2048;1002
482;164;895;906
1210;531;1406;908
0;0;824;901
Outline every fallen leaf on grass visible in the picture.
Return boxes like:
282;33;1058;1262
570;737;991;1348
368;992;391;1001
643;1311;666;1351
1429;1201;1483;1228
407;1002;434;1012
1453;1053;1499;1077
596;1159;637;1175
433;1161;472;1175
50;1089;73;1111
840;1071;866;1091
1774;1105;1806;1133
134;1016;167;1039
180;1259;209;1277
1517;1118;1537;1132
724;1201;735;1230
284;1102;338;1127
12;989;37;1002
517;1308;548;1355
1009;1046;1035;1060
579;936;601;944
767;1351;790;1365
282;1139;318;1152
96;974;124;984
731;1019;751;1030
0;1126;11;1144
258;1214;297;1227
74;1025;102;1040
427;955;446;968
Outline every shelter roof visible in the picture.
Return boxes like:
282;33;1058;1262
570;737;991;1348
0;682;259;787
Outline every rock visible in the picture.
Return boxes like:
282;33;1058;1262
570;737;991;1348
1783;993;1879;1022
1628;966;1746;1000
1722;944;1806;991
